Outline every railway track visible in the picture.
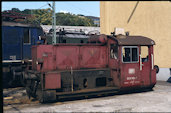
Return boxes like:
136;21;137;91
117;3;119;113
3;81;171;112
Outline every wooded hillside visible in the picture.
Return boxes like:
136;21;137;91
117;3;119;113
2;8;96;26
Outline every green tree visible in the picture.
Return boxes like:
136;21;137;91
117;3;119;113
22;9;31;14
11;8;21;13
2;8;96;26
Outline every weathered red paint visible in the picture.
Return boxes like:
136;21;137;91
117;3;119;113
120;63;141;87
45;73;61;89
149;46;156;85
32;44;108;71
107;39;118;68
55;46;79;70
32;45;54;71
88;34;107;44
31;34;156;91
140;46;151;86
79;46;107;68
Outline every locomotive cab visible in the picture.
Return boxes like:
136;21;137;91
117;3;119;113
108;34;157;89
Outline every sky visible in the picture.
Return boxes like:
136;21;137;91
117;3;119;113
1;1;100;17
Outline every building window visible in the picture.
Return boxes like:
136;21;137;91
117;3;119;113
122;46;139;63
23;28;30;44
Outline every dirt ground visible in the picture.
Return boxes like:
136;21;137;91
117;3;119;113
3;81;171;112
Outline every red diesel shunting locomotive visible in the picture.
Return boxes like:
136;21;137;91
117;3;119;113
24;31;158;103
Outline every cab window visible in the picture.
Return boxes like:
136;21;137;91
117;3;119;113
122;46;139;63
141;46;149;62
110;44;118;59
23;28;30;44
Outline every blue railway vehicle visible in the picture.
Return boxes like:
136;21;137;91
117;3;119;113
2;21;44;88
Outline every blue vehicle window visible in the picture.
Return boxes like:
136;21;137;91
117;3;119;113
23;28;30;44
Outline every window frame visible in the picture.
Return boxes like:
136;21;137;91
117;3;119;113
122;46;139;63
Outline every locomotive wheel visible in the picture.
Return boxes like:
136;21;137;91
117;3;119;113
20;72;26;86
10;66;23;87
35;84;43;102
36;87;57;103
154;65;159;74
25;79;38;99
42;91;56;103
25;80;32;99
26;86;31;99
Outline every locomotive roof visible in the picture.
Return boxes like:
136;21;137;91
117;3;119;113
2;21;42;28
109;35;155;46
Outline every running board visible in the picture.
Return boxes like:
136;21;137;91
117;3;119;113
56;87;119;99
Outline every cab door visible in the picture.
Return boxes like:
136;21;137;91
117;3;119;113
140;46;152;86
120;46;141;88
22;28;31;59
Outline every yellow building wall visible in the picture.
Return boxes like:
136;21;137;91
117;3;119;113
100;1;171;68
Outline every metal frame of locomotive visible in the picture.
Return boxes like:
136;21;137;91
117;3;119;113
24;28;158;103
2;21;44;88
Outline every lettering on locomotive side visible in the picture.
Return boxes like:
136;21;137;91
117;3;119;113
124;80;140;85
124;76;140;85
126;76;137;80
9;55;16;60
130;80;140;85
124;81;129;84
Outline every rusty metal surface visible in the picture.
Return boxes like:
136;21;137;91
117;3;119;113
60;68;112;92
109;35;155;45
28;34;157;103
32;44;108;71
45;73;61;89
55;86;119;96
79;46;107;68
88;34;107;44
53;43;104;46
55;46;79;70
119;45;156;88
120;63;141;88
